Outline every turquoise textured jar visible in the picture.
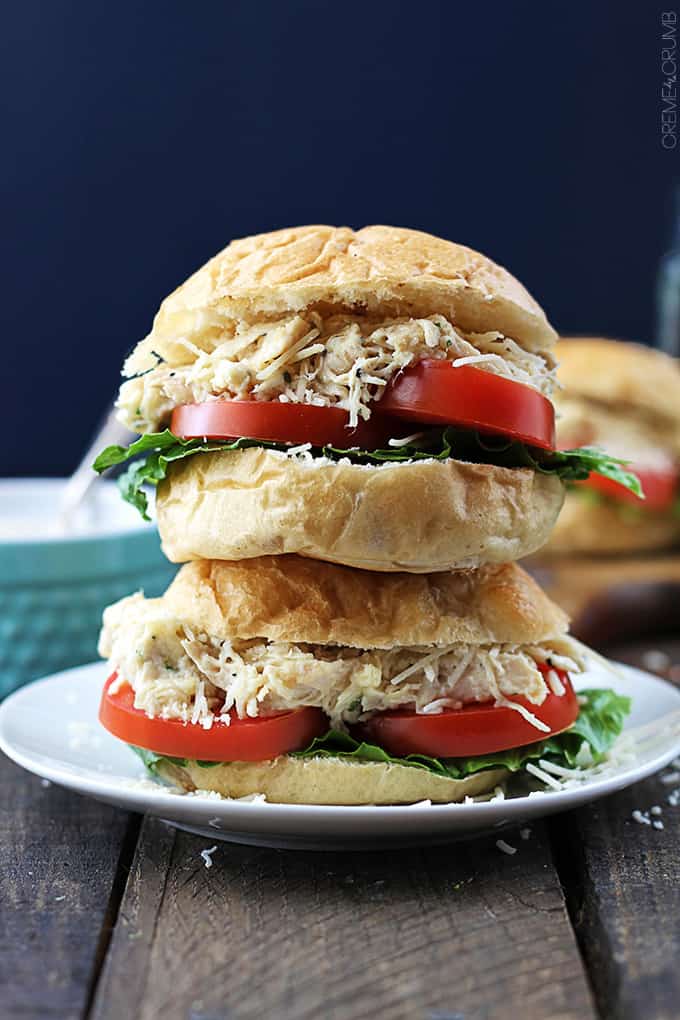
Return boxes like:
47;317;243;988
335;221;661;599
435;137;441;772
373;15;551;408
0;479;176;698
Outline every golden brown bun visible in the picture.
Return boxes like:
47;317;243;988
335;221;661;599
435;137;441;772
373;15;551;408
156;755;507;805
554;394;670;453
163;555;569;650
546;491;680;554
156;448;564;572
556;338;680;431
126;225;556;372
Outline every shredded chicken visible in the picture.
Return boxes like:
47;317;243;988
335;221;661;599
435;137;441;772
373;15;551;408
99;594;584;731
117;312;556;433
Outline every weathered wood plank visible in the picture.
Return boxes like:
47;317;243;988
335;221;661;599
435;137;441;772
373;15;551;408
552;771;680;1020
0;755;135;1020
91;816;176;1017
92;816;595;1020
550;639;680;1020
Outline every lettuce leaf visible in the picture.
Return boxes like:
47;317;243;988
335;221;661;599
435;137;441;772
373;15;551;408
293;687;630;778
129;688;630;783
538;446;642;496
542;685;631;764
94;427;642;519
129;745;185;771
128;745;222;771
93;430;283;520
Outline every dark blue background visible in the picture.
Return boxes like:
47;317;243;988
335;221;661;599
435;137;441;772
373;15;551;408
2;1;676;476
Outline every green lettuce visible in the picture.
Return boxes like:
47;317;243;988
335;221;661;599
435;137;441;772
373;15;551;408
93;430;284;520
129;745;223;772
130;687;630;782
292;687;630;778
94;427;642;520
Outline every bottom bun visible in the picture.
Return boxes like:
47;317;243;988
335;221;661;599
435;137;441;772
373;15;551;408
157;447;564;571
547;492;680;555
155;755;507;805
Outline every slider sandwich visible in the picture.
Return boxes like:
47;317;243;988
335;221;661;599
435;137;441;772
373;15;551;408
96;226;637;572
549;338;680;554
97;556;628;804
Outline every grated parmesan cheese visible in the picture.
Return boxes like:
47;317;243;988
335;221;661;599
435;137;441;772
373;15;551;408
537;759;583;779
525;762;563;790
200;845;218;869
546;669;566;697
118;312;556;432
99;592;585;731
387;432;426;447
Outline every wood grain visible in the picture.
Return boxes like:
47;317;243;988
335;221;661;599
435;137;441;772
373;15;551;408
7;638;680;1019
0;755;134;1020
92;816;595;1020
550;639;680;1020
552;772;680;1020
91;816;176;1019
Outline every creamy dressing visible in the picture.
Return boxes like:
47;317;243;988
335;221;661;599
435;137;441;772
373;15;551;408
0;479;154;542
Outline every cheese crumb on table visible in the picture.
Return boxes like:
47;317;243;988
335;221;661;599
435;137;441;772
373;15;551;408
200;846;218;869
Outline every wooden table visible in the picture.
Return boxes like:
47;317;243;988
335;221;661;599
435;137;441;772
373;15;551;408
2;640;680;1020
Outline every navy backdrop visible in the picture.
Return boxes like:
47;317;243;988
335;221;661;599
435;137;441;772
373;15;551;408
2;1;677;476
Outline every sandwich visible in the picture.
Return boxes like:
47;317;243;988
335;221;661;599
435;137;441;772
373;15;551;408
95;226;637;572
548;338;680;554
97;555;628;804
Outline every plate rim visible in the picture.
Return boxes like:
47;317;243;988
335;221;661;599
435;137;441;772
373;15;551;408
1;659;679;827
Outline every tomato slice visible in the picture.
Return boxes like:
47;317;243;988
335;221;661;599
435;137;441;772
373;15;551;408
353;667;578;758
583;464;678;511
378;361;556;450
99;674;327;762
171;401;408;450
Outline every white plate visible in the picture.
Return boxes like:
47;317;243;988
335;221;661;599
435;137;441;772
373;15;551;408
1;661;680;850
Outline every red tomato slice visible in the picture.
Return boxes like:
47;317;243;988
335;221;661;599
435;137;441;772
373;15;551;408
353;667;578;757
378;361;556;450
171;401;408;450
99;674;327;762
583;464;678;511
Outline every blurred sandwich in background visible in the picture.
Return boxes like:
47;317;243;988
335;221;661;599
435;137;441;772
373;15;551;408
528;337;680;643
547;337;680;554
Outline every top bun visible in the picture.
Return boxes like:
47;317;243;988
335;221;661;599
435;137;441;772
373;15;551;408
556;338;680;430
125;225;556;373
163;555;569;650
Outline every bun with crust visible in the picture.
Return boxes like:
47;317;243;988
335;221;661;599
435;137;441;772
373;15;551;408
156;447;565;572
162;555;570;650
555;338;680;432
546;491;680;555
548;338;680;554
125;224;557;374
155;754;507;805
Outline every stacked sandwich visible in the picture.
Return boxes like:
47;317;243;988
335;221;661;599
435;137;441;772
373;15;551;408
548;338;680;554
95;226;631;804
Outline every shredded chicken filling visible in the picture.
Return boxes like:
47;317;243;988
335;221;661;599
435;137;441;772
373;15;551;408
118;312;556;433
99;594;584;732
